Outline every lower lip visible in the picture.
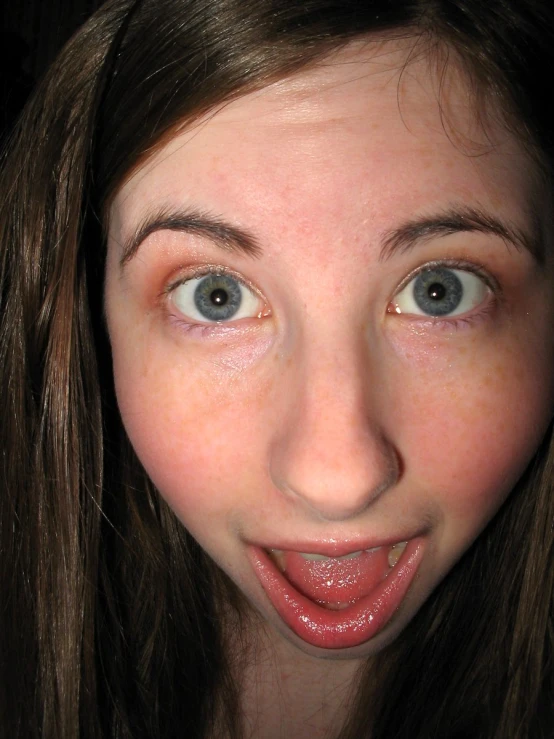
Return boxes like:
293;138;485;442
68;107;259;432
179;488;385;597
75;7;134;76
247;539;424;650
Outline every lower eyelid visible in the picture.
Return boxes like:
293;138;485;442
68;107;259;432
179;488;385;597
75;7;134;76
389;289;497;332
168;313;244;335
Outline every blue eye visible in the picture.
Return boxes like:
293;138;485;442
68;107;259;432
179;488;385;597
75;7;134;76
392;267;488;318
171;272;263;323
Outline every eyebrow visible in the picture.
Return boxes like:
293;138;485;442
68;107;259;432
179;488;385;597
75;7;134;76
379;204;542;263
119;206;262;268
119;202;542;269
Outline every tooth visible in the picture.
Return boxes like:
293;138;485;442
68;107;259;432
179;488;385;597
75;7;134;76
268;549;286;571
337;550;363;560
388;541;407;568
300;550;363;561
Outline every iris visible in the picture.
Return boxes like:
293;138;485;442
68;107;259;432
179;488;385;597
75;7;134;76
194;274;243;321
413;268;463;317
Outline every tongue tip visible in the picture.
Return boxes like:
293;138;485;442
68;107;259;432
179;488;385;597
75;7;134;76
283;547;391;604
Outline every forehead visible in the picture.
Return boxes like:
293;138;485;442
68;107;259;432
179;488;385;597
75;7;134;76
110;40;534;246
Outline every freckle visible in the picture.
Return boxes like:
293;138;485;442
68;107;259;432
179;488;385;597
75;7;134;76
481;374;493;388
277;353;293;371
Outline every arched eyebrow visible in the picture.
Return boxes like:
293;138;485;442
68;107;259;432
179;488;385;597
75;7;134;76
119;203;542;269
379;205;542;263
119;206;262;269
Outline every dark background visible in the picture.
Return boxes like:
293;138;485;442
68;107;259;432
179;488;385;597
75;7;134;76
1;0;104;142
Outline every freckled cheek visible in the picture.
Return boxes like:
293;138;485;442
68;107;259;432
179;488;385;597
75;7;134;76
110;332;276;522
393;341;554;523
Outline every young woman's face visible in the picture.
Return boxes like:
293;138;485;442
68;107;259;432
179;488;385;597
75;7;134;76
105;42;554;659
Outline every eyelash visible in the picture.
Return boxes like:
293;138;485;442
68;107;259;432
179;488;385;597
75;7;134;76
418;300;496;332
162;264;268;335
160;257;500;337
388;258;500;330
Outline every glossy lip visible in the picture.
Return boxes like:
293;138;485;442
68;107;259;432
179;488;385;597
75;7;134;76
247;537;425;650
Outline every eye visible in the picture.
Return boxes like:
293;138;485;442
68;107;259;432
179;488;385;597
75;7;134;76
391;266;489;318
170;272;264;323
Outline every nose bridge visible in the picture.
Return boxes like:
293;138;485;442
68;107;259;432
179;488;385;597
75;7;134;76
269;331;399;521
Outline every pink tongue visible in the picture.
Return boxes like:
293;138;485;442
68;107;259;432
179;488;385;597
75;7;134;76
283;549;390;605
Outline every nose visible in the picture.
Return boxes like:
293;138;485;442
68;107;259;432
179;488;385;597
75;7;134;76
269;337;400;521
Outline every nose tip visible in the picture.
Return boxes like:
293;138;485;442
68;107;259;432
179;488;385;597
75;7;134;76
271;443;399;521
269;417;401;522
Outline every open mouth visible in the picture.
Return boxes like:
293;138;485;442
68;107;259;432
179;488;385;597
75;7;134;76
247;538;424;650
268;543;408;609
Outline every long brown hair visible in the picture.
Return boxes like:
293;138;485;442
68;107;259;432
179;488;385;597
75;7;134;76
1;1;553;736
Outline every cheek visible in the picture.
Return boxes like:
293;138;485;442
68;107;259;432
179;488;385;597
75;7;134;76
389;329;554;527
110;327;274;525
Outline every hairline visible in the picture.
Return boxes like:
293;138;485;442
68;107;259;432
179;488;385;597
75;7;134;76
101;26;551;250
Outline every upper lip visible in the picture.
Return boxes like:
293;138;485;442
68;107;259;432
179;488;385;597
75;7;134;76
249;533;421;558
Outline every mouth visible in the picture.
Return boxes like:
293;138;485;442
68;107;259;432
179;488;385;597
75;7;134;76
247;538;424;650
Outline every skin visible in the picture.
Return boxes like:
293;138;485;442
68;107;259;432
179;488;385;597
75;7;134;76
105;40;554;736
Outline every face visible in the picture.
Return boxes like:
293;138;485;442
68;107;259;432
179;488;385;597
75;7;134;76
105;41;554;659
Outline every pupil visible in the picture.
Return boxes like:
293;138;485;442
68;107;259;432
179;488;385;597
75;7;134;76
428;283;446;301
210;288;228;306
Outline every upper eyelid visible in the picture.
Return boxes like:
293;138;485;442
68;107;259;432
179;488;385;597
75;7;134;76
393;259;499;297
163;264;262;298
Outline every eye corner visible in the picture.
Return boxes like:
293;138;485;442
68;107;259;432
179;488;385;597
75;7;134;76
386;302;403;315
